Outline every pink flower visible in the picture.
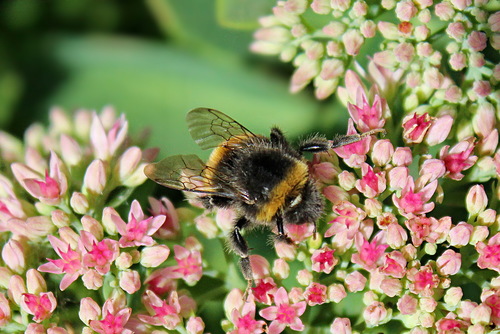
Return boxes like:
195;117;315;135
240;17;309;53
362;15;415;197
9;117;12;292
419;159;446;183
402;112;432;144
406;264;440;297
355;163;386;198
90;112;128;160
38;235;85;291
304;282;327;306
148;197;180;239
484;293;500;326
21;292;57;323
172;245;203;285
12;152;68;206
144;267;178;295
139;290;181;330
380;251;407;278
439;138;477;180
252;277;278;305
228;295;266;334
435;314;469;333
113;200;165;247
476;233;500;272
347;94;386;132
259;287;307;334
333;119;373;168
351;235;388;271
311;246;337;274
89;299;133;334
81;232;119;275
392;177;438;217
325;201;366;238
405;215;451;246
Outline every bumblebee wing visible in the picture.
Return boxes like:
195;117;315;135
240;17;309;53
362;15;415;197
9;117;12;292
144;154;236;198
186;108;256;150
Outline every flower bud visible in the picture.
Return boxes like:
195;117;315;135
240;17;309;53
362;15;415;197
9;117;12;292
186;316;205;334
436;249;461;275
83;160;107;195
470;304;491;325
425;115;453;146
345;271;366;292
102;207;118;235
140;245;170;268
338;171;356;190
444;287;463;307
272;258;290;280
70;192;89;215
60;134;82;166
79;297;100;325
115;252;133;270
2;239;26;273
330;317;352;334
328;283;347;303
343;30;364;56
80;215;103;240
296;269;313;286
448;222;473;247
372;139;394;166
477;209;496;226
119;270;141;294
82;270;103;290
392;147;412;166
8;275;26;305
466;185;488;216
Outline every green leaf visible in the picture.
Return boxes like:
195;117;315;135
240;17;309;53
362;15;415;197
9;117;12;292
44;35;320;158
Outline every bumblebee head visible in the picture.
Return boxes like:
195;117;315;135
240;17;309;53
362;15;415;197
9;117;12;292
283;179;324;225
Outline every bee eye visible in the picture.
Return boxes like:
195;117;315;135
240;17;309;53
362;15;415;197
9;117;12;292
289;194;302;208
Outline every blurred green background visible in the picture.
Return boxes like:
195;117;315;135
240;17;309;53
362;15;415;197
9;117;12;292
0;0;349;158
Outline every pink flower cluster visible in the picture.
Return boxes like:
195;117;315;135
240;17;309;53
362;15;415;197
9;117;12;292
220;64;499;332
0;108;203;333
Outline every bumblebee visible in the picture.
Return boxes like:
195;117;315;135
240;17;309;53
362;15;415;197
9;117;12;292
144;108;382;286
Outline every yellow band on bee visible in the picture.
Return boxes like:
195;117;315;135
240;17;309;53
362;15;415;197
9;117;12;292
256;161;308;222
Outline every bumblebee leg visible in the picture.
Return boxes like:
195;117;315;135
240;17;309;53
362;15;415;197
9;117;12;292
329;128;385;148
300;129;386;152
299;135;330;153
274;215;293;244
229;217;254;286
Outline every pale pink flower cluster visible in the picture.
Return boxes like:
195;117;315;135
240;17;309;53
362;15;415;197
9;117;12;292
251;0;498;105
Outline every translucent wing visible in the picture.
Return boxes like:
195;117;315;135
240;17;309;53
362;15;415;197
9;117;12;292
144;154;236;198
186;108;256;150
